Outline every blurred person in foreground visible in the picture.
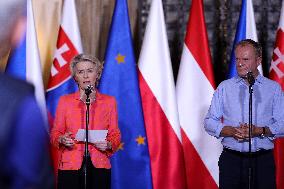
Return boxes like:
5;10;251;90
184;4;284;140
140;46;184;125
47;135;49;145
0;0;54;188
204;39;284;189
50;54;121;189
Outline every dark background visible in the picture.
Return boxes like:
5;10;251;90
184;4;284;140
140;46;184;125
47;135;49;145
137;0;281;85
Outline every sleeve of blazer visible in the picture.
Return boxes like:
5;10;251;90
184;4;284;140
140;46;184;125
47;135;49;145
105;97;121;157
50;96;66;149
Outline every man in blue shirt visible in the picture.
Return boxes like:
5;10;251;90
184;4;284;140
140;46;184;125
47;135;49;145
205;39;284;189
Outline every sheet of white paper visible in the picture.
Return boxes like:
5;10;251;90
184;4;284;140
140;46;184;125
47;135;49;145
75;129;108;143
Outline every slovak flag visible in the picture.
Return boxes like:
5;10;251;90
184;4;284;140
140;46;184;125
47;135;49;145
270;1;284;188
46;0;82;171
46;0;82;119
228;0;263;78
6;0;47;127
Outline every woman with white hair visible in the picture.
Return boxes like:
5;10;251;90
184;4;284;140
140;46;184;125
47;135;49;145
51;54;121;189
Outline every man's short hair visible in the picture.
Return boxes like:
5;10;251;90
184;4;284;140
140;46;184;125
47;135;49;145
235;39;262;59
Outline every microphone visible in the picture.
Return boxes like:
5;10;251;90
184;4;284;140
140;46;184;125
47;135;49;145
247;71;255;85
84;85;94;96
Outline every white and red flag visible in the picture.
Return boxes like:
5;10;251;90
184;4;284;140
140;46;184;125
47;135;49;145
138;0;187;188
6;0;47;128
270;1;284;188
46;0;82;172
176;0;222;188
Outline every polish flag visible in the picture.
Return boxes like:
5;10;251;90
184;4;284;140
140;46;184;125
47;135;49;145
46;0;82;173
138;0;187;188
270;1;284;188
176;0;222;188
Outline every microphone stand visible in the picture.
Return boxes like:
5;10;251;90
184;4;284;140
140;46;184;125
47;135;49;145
246;71;255;189
248;83;253;189
84;91;91;189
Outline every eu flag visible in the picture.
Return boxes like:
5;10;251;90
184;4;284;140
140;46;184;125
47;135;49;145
228;0;246;78
99;0;153;188
227;0;261;78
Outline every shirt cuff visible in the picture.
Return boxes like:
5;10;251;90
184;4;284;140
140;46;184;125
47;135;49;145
267;124;277;135
215;123;224;138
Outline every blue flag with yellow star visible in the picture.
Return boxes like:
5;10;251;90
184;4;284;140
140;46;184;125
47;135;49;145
99;0;153;188
227;0;261;78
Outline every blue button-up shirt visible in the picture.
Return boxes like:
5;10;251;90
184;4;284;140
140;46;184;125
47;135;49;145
204;75;284;152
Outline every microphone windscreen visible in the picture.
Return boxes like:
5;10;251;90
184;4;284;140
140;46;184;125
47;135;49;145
85;85;94;95
247;72;255;85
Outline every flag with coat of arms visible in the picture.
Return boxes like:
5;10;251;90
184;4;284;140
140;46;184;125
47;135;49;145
270;1;284;188
46;0;82;173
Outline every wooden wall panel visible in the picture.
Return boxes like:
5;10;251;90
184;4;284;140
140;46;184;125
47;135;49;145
33;0;62;87
32;0;138;87
1;0;282;87
76;0;138;59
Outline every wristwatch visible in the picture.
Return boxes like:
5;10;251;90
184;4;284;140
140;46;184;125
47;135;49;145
260;127;266;138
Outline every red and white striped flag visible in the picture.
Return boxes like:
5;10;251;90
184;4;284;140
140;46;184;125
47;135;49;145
46;0;82;174
138;0;187;188
270;1;284;188
176;0;222;188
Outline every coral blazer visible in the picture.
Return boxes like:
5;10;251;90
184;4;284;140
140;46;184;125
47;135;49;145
50;90;121;170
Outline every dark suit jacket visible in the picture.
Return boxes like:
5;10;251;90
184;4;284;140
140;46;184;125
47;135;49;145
0;74;54;189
